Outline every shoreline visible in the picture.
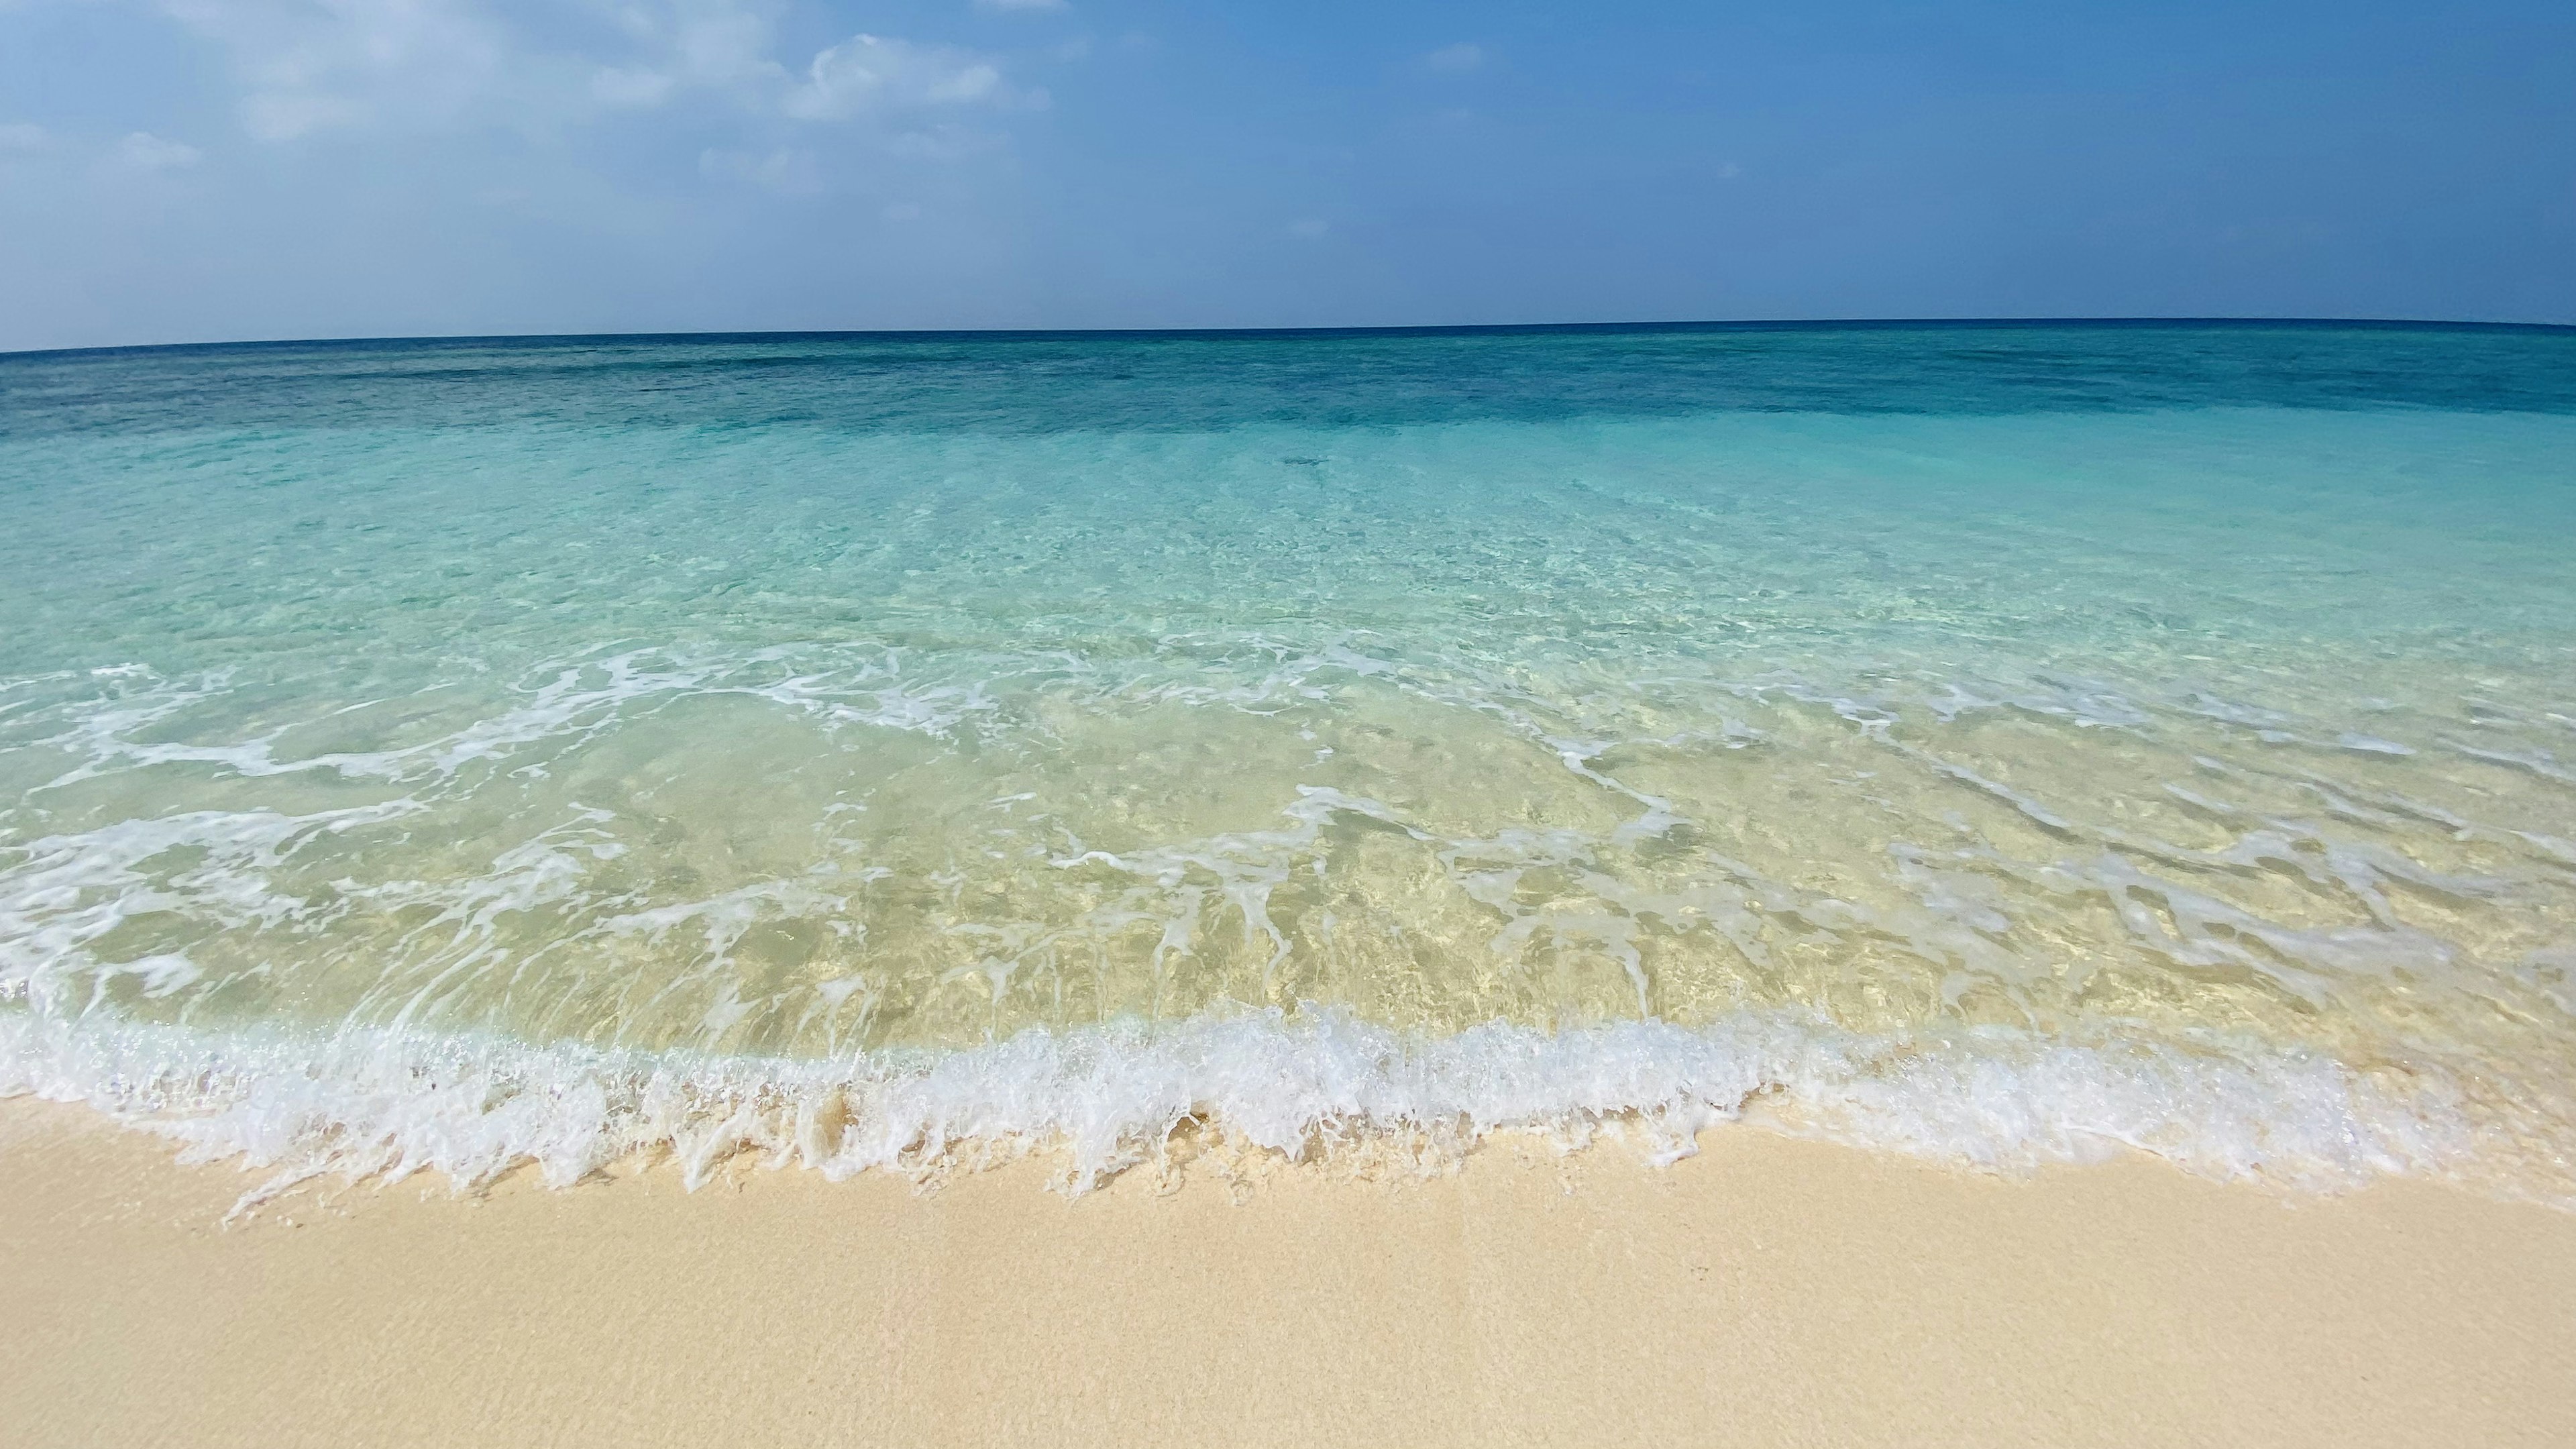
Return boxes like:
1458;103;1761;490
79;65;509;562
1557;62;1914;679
6;1095;2573;1447
5;1004;2506;1207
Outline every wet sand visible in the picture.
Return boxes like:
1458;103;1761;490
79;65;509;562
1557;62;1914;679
3;1094;2571;1448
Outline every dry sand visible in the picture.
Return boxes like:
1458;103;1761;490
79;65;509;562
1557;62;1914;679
3;1094;2571;1448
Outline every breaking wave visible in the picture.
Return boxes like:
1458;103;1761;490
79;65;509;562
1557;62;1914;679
0;1002;2518;1216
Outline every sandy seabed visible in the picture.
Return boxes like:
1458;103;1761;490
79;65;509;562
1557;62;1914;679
3;1095;2571;1449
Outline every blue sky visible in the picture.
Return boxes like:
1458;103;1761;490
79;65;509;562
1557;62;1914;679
2;1;2571;350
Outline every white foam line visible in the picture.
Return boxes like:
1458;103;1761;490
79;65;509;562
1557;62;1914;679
0;1004;2489;1216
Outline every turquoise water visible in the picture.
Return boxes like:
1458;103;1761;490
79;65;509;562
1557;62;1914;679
4;323;2574;1198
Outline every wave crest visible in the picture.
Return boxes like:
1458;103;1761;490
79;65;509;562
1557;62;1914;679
0;1005;2499;1216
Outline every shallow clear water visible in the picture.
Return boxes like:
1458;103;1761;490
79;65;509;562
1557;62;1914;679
5;323;2575;1197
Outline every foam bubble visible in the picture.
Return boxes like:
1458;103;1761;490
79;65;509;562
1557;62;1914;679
0;1000;2519;1218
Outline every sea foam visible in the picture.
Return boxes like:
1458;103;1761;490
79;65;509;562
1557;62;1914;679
0;1002;2490;1214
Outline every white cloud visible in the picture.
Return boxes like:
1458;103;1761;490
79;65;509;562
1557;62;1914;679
590;66;677;109
241;91;363;142
882;123;1010;162
784;34;1016;121
659;1;782;86
699;145;820;194
160;0;511;141
132;1;1036;170
117;131;203;169
14;0;1037;225
596;0;786;107
1426;42;1485;72
0;1;1075;351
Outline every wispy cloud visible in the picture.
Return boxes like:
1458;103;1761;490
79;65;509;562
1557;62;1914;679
699;146;820;195
1425;42;1487;73
584;0;788;113
590;66;678;109
161;0;512;141
151;1;1028;148
784;34;1024;121
116;131;203;170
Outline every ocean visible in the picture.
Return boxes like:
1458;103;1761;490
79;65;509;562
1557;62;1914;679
3;321;2573;1202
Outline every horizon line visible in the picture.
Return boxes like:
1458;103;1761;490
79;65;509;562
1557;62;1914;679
9;313;2575;363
